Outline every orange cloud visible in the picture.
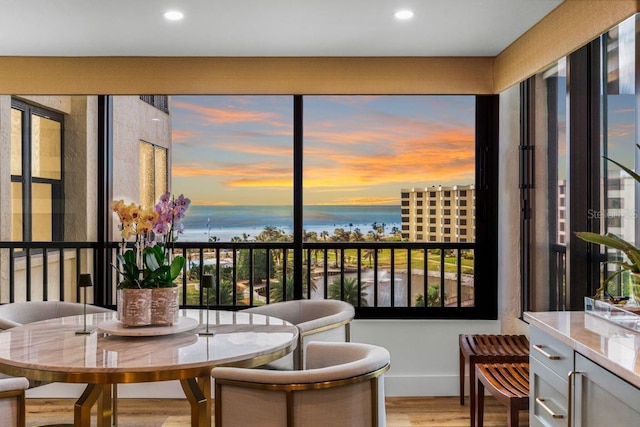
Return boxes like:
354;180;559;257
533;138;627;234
173;100;286;127
331;196;400;205
190;199;234;206
171;129;203;146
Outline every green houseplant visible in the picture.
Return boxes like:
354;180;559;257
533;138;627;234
576;145;640;300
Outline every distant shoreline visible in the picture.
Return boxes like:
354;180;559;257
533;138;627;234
180;204;401;242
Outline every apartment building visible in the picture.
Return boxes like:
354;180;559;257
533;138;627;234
400;185;475;242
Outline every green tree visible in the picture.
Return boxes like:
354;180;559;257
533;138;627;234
206;280;244;305
269;263;315;302
427;284;441;306
237;248;275;284
328;277;368;307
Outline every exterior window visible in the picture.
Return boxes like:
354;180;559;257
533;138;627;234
444;209;451;215
10;100;64;241
444;200;451;206
444;227;451;234
416;234;423;240
417;226;423;231
401;192;409;198
139;142;168;210
429;191;436;197
444;219;451;225
429;209;436;215
429;226;436;232
402;225;409;231
416;217;422;222
444;237;451;242
417;201;423;206
402;217;410;223
460;219;467;226
444;191;451;197
429;236;436;242
460;209;467;215
416;192;423;197
402;200;410;206
429;200;436;206
429;218;436;224
417;209;423;215
460;190;467;196
402;209;410;215
460;229;467;235
460;200;467;207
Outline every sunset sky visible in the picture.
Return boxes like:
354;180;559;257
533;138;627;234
170;95;476;206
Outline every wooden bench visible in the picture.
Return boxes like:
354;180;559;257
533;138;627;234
476;363;529;427
459;334;529;427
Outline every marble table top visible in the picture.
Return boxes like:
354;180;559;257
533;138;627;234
525;311;640;388
0;309;298;384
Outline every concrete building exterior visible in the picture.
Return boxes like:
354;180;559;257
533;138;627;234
400;185;475;242
0;95;172;303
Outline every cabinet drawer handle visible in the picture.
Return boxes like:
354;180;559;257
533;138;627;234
533;344;561;360
536;397;564;419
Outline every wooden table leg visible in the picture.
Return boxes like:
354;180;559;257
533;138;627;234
74;384;104;427
181;376;211;427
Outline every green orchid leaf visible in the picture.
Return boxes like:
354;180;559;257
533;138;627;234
169;256;185;282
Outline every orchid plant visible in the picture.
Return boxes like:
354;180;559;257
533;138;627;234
111;192;191;289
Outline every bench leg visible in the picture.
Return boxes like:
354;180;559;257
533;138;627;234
508;400;519;427
476;374;484;427
469;359;476;427
459;346;465;405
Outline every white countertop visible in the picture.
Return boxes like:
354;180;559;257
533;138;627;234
525;311;640;388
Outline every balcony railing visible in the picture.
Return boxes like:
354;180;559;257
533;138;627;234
0;241;476;318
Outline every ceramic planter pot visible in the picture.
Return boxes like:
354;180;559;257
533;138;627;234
117;288;152;327
151;287;180;325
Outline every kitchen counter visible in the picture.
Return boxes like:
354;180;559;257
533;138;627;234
524;311;640;388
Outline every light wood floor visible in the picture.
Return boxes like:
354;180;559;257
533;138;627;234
25;396;529;426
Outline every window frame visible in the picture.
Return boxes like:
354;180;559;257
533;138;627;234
10;98;65;243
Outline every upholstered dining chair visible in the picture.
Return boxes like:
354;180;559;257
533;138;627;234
0;377;29;427
212;341;390;427
0;301;115;389
0;300;114;331
241;299;355;369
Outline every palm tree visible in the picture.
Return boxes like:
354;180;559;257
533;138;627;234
363;248;375;266
351;228;364;242
328;277;368;307
206;280;243;305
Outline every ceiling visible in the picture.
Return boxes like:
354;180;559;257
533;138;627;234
0;0;563;57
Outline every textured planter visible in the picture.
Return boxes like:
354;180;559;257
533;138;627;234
117;288;152;327
151;287;180;325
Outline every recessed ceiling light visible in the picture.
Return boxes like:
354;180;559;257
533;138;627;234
395;10;414;20
164;10;184;21
151;118;160;121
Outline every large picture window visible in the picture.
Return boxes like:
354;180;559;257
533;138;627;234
10;99;64;242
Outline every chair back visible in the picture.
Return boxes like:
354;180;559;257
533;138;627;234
0;301;113;330
0;377;29;427
213;341;390;427
242;300;355;369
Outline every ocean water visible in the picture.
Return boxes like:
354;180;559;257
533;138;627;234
179;205;400;242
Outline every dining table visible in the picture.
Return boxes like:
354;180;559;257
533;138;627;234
0;308;298;427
